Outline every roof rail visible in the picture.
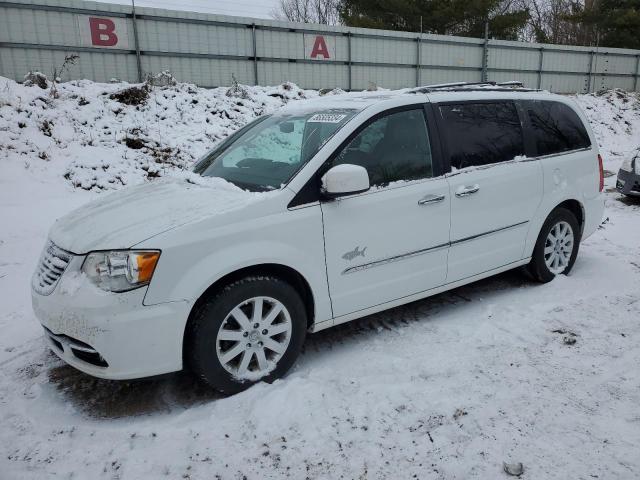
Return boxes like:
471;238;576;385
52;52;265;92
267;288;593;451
415;81;498;90
407;80;539;94
496;81;525;87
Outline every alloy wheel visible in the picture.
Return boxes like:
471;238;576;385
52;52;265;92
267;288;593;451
544;220;574;275
215;296;293;381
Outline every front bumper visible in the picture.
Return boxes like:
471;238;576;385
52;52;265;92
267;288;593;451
31;262;191;380
616;169;640;196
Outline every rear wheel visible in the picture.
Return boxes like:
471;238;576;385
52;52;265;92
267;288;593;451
186;276;307;394
527;207;580;283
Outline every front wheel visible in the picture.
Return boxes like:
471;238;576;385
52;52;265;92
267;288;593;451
527;207;580;283
186;276;307;394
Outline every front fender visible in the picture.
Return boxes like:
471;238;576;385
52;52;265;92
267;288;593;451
140;204;332;326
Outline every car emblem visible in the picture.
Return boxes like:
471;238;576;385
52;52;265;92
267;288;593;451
342;246;367;261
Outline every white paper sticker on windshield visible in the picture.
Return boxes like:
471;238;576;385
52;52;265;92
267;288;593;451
308;113;347;123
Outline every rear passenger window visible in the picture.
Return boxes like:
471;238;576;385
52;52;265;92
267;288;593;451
526;101;591;156
439;102;525;169
332;109;433;187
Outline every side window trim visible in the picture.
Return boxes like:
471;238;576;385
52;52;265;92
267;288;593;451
423;102;448;176
432;101;451;174
514;100;537;159
533;146;593;160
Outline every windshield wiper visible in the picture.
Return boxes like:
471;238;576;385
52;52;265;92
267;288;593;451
227;179;273;192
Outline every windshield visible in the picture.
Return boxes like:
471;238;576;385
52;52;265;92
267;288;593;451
193;109;356;191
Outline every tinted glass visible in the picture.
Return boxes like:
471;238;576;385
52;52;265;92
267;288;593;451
440;102;525;169
194;110;356;191
526;101;591;156
332;109;433;187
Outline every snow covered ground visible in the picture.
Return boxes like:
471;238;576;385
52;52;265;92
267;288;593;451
1;76;639;479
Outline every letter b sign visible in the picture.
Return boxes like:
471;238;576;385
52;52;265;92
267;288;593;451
89;18;118;46
78;15;129;49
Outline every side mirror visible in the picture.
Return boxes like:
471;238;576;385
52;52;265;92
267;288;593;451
321;164;370;198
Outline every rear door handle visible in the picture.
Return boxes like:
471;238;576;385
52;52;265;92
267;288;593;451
418;194;446;205
455;184;480;197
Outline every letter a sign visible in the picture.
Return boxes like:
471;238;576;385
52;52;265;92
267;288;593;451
78;15;129;49
304;34;336;60
311;36;330;58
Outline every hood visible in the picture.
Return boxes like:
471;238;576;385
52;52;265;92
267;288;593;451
50;176;267;253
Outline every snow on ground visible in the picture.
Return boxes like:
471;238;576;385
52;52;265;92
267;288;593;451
1;77;639;479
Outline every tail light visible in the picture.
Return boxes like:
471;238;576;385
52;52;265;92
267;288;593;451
597;154;604;192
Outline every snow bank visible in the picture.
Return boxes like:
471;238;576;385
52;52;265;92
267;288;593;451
1;77;638;196
573;89;640;170
0;76;316;191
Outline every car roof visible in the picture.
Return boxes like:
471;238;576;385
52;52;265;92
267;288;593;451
276;90;415;115
424;89;561;103
277;82;568;116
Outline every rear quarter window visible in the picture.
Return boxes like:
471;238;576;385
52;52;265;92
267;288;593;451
439;101;525;169
526;100;591;156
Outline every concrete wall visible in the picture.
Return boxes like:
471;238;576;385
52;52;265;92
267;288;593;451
1;0;639;92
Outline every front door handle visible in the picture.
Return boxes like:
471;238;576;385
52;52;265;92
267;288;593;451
418;194;446;205
455;184;480;197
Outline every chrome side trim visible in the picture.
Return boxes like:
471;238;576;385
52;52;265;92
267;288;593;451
534;147;592;160
450;220;529;246
446;148;592;178
445;156;539;178
329;258;532;329
342;243;449;275
341;220;529;275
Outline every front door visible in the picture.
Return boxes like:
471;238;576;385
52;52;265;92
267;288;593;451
437;101;544;282
321;107;450;318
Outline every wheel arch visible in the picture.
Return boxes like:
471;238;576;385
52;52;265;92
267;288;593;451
182;263;316;362
526;198;584;282
525;197;585;259
554;199;585;237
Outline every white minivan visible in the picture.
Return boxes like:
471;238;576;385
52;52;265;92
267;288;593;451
32;83;605;393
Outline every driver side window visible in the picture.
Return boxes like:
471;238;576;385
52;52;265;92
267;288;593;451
332;108;433;187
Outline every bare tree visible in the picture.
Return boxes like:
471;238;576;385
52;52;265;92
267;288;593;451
519;0;595;46
273;0;341;25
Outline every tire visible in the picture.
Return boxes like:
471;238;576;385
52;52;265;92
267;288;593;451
527;207;581;283
186;276;307;394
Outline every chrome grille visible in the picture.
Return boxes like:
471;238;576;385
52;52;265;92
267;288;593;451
32;241;72;295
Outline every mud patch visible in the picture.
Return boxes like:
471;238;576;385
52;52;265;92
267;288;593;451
109;85;150;106
124;137;145;150
46;365;221;419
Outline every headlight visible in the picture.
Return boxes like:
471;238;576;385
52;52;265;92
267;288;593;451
82;250;160;292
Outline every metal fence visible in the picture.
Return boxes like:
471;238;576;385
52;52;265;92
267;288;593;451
1;0;640;93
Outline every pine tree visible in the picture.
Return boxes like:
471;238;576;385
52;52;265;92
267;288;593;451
567;0;640;48
339;0;530;40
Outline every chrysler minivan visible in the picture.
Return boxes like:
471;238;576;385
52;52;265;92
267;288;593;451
32;82;605;393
